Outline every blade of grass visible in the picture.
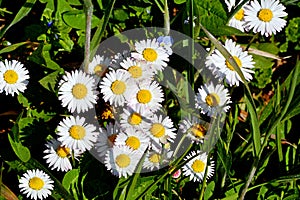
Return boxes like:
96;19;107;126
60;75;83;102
275;81;283;162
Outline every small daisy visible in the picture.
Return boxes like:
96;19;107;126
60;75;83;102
56;115;98;152
145;114;176;145
157;36;173;55
120;57;154;82
0;59;29;96
244;0;287;37
132;39;169;73
87;55;110;78
195;82;231;117
143;148;173;171
95;123;121;159
105;145;141;178
58;70;98;113
43;139;81;172
19;169;54;200
229;7;246;32
126;80;164;113
99;69;131;107
115;127;150;153
182;150;214;182
205;39;255;86
179;116;209;144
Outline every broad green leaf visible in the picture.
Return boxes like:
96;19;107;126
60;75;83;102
18;117;34;132
17;93;30;108
204;181;215;200
59;33;74;52
62;10;101;29
0;183;18;200
210;25;252;36
39;70;60;92
8;134;31;162
113;9;129;22
62;169;80;190
0;0;37;38
0;41;30;54
251;54;273;89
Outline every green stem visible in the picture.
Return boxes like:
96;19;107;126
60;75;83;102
163;0;170;35
83;0;93;73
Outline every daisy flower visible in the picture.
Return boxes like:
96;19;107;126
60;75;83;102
244;0;287;37
95;123;121;159
182;150;214;182
99;69;131;107
19;169;54;200
132;39;169;73
43;139;81;172
115;127;150;153
58;70;98;113
179;116;209;144
105;145;141;178
126;80;164;113
205;39;255;86
195;82;231;117
56;115;98;152
143;147;173;171
120;57;154;82
87;55;110;78
229;6;246;32
0;59;29;96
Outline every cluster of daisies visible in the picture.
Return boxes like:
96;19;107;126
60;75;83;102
226;0;287;37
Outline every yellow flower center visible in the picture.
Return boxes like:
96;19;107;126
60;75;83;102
125;136;140;150
234;9;244;21
150;123;165;138
72;83;88;99
111;80;126;95
28;177;44;190
142;48;158;62
137;89;152;104
128;66;143;78
205;93;220;107
149;153;160;163
128;112;142;125
69;125;86;140
191;124;206;139
258;8;273;22
3;70;18;84
56;146;71;158
115;154;131;168
94;64;104;74
191;159;205;173
225;56;242;71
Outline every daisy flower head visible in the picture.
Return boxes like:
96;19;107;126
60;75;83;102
95;122;121;159
244;0;288;37
131;38;169;73
105;145;141;178
99;69;131;107
195;82;232;117
19;169;54;200
115;127;150;153
142;149;171;171
56;115;98;152
206;39;255;86
229;6;246;32
43;138;81;172
179;116;209;144
58;70;98;113
0;59;29;96
120;57;155;82
126;80;164;113
182;150;214;182
88;55;110;78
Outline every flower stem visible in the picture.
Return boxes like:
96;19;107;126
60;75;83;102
83;0;93;73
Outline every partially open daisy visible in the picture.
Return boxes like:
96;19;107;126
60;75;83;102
88;55;110;78
205;39;255;86
195;82;231;117
132;39;169;73
43;139;81;172
99;69;131;107
56;115;98;152
19;169;54;200
0;59;29;96
229;7;246;32
115;127;150;153
179;116;209;144
126;80;164;113
105;145;141;178
182;150;214;182
244;0;287;37
120;57;154;82
58;70;98;113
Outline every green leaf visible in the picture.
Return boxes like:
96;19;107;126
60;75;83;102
174;0;186;4
17;93;30;108
251;54;273;89
210;25;252;36
8;134;31;162
18;117;34;132
39;70;60;92
62;169;80;190
204;181;215;200
286;17;300;43
0;41;30;54
0;0;37;39
113;9;129;22
62;10;101;29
